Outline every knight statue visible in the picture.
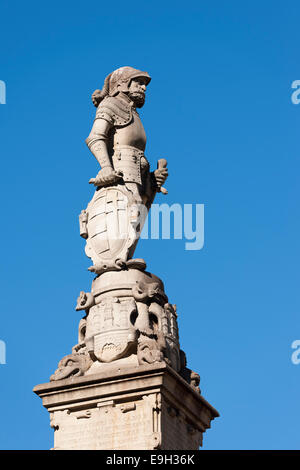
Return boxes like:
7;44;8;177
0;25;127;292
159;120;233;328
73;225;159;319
50;67;200;394
81;66;168;275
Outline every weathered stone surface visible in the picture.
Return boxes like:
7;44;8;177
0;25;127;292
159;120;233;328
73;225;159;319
50;267;186;382
84;66;168;275
34;66;219;449
34;363;219;450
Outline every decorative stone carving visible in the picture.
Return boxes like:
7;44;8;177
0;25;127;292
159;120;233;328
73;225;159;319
137;333;166;365
120;403;136;413
162;303;181;372
36;67;219;450
132;280;161;334
179;350;201;394
85;297;137;363
74;410;91;420
50;315;92;382
75;291;95;311
50;352;92;382
84;186;138;275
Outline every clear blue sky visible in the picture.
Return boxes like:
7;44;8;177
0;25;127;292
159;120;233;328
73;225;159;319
0;0;299;450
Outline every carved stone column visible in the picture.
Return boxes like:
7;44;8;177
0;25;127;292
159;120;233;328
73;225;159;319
34;363;218;450
33;66;219;449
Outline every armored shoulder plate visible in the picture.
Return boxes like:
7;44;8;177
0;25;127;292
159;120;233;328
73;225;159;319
95;96;132;127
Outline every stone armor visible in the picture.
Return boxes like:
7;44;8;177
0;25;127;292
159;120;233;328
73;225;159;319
87;94;148;185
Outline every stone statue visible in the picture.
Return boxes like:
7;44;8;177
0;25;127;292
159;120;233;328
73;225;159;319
50;67;200;393
83;66;168;275
87;67;167;195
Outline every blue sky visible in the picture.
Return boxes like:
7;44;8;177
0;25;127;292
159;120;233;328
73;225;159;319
0;0;299;449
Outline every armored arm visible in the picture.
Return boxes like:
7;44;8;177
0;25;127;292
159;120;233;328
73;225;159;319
86;111;123;187
85;117;113;170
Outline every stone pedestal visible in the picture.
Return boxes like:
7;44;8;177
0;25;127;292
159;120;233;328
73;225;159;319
34;363;218;450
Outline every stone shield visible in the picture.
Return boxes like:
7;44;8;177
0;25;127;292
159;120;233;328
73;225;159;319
85;186;137;267
85;297;137;362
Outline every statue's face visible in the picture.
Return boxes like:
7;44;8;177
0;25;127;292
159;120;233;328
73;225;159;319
128;77;147;108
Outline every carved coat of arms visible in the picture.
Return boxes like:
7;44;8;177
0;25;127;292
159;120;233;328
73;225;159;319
83;186;137;272
85;297;137;362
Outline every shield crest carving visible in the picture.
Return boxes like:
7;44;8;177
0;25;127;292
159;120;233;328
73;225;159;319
85;297;137;363
84;186;137;268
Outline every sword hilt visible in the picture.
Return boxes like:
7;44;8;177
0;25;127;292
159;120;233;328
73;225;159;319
157;159;168;195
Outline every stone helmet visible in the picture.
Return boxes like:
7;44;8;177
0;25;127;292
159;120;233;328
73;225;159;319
92;66;151;107
108;66;151;96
